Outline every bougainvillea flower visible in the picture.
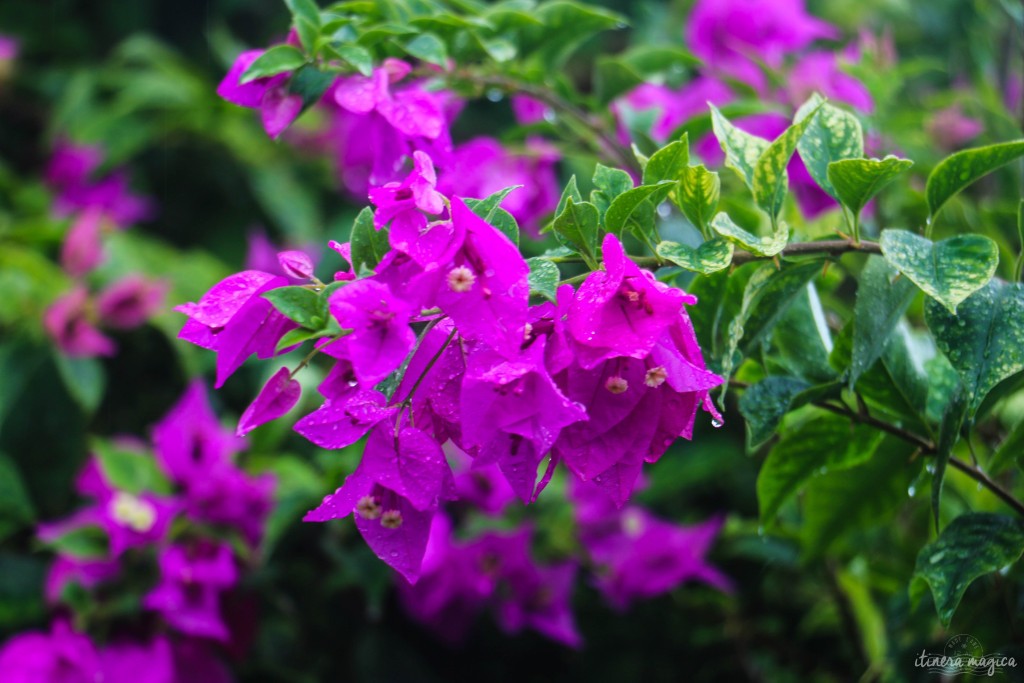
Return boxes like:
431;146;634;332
45;142;154;228
175;270;296;387
0;620;101;683
510;94;547;124
60;207;106;277
144;542;238;641
99;636;174;683
436;198;530;357
236;366;301;436
927;102;984;149
334;59;446;139
96;275;168;329
44;555;119;604
294;389;396;449
450;447;517;516
169;639;233;683
787;51;873;113
152;380;245;485
613;77;734;144
43;286;116;358
369;150;446;228
391;319;465;445
0;35;19;63
185;467;276;549
686;0;838;91
328;278;415;385
494;553;581;648
436;137;561;237
277;250;315;280
568;233;688;368
217;49;303;139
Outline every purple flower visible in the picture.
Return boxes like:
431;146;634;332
277;250;315;280
152;381;245;485
175;271;297;387
60;207;106;277
96;275;168;329
492;539;581;647
927;103;984;149
568;233;687;369
304;423;453;582
0;620;101;683
217;49;303;139
44;555;119;603
143;541;238;641
99;636;174;683
294;388;396;449
392;319;465;445
686;0;838;91
436;137;561;238
786;51;873;113
614;77;735;144
46;142;154;227
44;286;116;358
369;150;446;228
0;34;19;63
451;447;517;516
435;198;530;357
236;366;301;436
184;467;276;549
328;279;415;385
461;336;586;502
511;95;548;124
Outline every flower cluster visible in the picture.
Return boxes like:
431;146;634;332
175;147;724;597
0;383;274;682
42;142;165;357
217;55;560;235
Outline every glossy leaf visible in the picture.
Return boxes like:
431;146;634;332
827;156;913;219
926;140;1024;219
794;94;864;200
709;103;769;191
263;286;324;329
330;44;373;76
590;164;634;217
710;212;787;258
642;135;689;185
758;414;883;522
911;513;1024;626
738;376;809;450
526;257;559;302
54;354;105;416
403;33;448;67
0;454;35;542
675;164;720;234
656;238;733;274
753;101;822;219
349;207;389;273
93;440;173;496
931;388;966;529
552;197;601;267
850;256;916;388
604;182;674;237
925;279;1024;418
880;229;998;314
240;45;307;83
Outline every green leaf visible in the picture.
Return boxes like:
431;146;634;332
925;279;1024;418
0;454;35;542
288;64;336;110
403;32;448;67
553;175;583;217
262;286;324;329
526;258;559;301
709;103;769;190
240;45;307;83
880;229;998;314
642;135;689;185
675;165;720;234
486;207;520;246
850;256;917;388
275;324;341;353
794;94;864;200
41;524;109;560
802;437;919;556
93;440;173;496
990;418;1024;474
594;57;644;106
604;182;674;237
710;212;787;258
295;17;320;53
552;197;601;268
753;101;822;219
329;43;373;76
590;164;634;217
758;414;884;522
349;207;389;272
477;35;516;62
738;376;810;450
286;0;322;26
464;188;522;246
926;140;1024;220
656;238;733;274
529;1;624;67
932;388;966;529
911;513;1024;626
827;156;913;220
53;353;105;415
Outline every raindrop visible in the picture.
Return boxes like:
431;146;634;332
485;88;503;102
907;485;916;497
711;418;723;428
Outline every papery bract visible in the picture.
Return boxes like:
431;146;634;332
96;275;168;329
236;366;302;436
143;542;238;641
44;286;116;358
328;278;415;385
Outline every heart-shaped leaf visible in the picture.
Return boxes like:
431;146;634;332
526;257;559;301
794;94;864;200
911;513;1024;626
675;164;720;234
926;139;1024;220
925;278;1024;418
656;238;734;274
552;196;601;267
604;182;674;237
879;229;998;314
711;212;788;258
827;156;913;220
753;101;822;219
